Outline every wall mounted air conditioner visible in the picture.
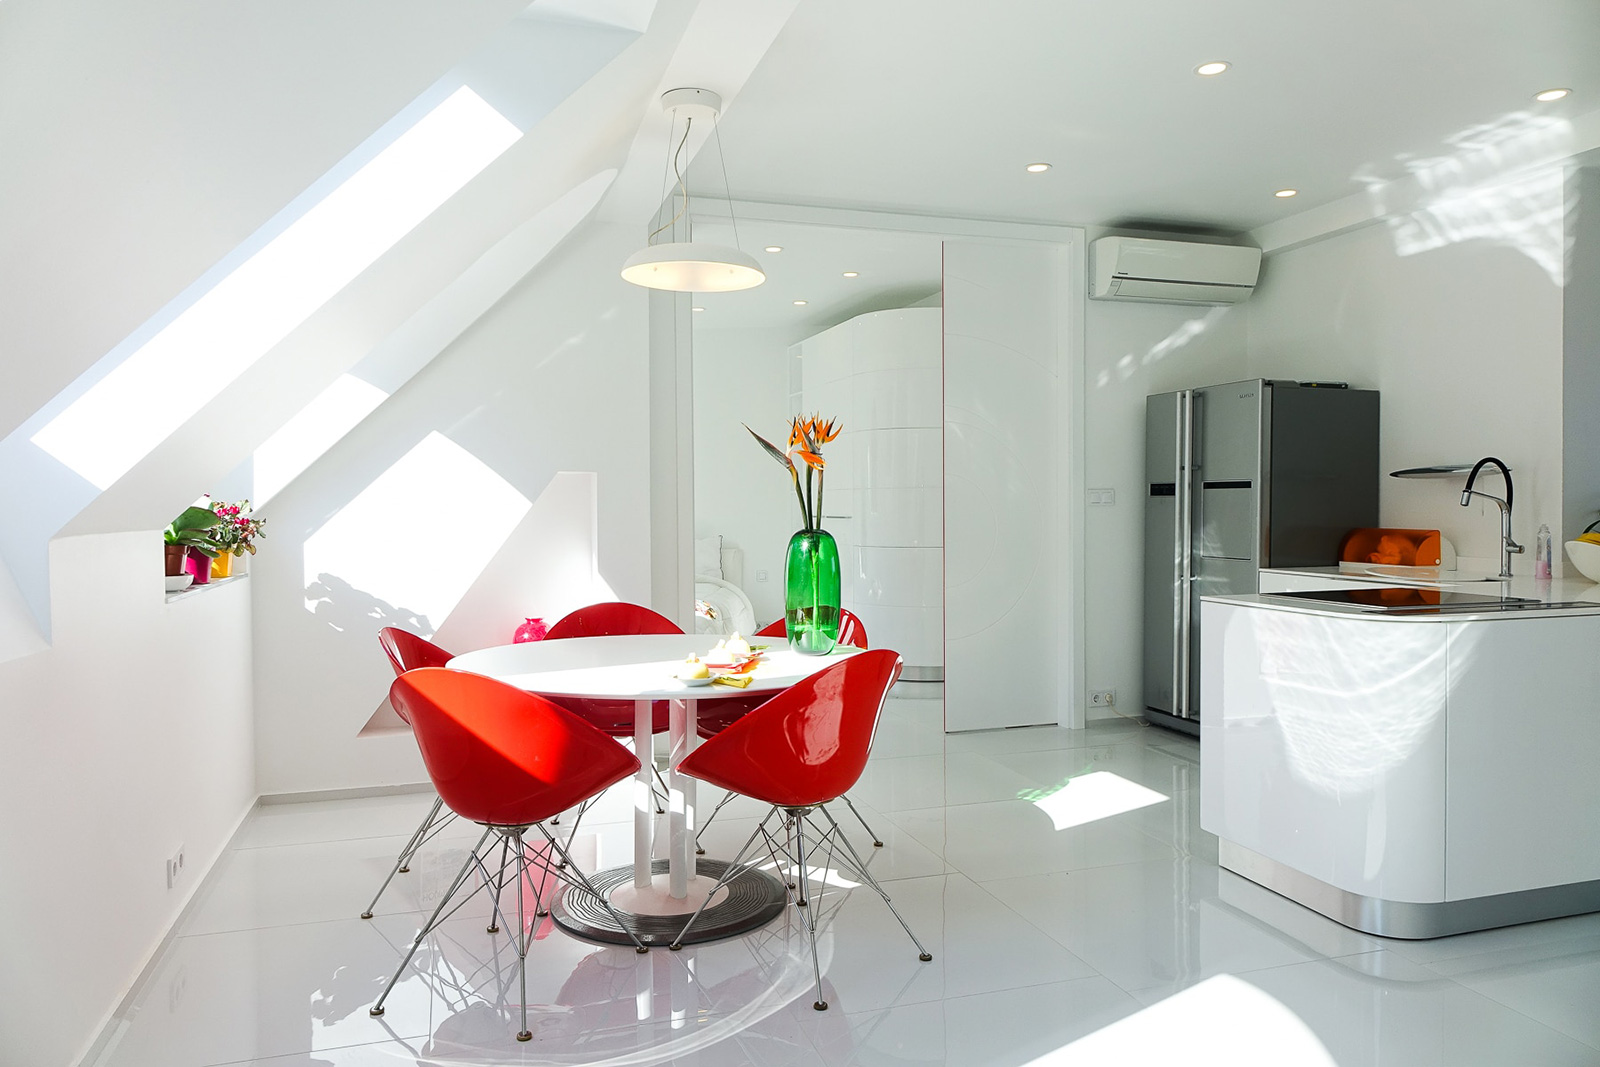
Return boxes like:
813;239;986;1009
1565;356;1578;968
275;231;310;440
1089;236;1262;305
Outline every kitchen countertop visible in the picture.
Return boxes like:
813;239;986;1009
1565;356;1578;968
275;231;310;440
1214;568;1600;621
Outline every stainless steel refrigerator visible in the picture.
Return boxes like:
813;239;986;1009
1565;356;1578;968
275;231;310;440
1143;379;1379;734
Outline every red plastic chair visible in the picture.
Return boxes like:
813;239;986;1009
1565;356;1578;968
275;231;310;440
370;667;647;1041
545;602;683;734
669;650;930;1011
362;628;460;920
695;610;881;850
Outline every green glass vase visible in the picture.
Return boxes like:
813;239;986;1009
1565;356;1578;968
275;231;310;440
784;528;841;655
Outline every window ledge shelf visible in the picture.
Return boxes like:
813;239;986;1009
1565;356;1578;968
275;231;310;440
166;574;248;603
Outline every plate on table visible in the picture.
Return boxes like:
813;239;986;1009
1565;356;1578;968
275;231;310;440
676;674;714;687
704;655;762;674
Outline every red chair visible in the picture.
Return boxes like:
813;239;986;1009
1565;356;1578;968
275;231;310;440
668;650;930;1011
370;668;647;1041
362;627;460;920
544;602;682;829
694;610;883;851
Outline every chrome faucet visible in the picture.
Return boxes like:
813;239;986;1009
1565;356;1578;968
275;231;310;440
1460;457;1522;578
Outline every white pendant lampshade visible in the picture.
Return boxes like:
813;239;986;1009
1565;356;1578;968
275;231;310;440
623;87;764;294
621;241;765;292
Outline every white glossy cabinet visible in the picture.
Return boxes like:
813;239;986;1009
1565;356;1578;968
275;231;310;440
1201;596;1600;937
795;308;942;673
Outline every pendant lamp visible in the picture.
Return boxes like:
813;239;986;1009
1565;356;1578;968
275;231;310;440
621;88;765;293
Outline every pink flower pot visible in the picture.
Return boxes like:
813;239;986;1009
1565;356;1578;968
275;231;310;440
185;551;212;585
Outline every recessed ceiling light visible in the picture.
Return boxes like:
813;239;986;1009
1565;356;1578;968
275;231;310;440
692;306;705;312
1195;61;1230;77
765;245;783;253
842;271;859;278
793;299;808;306
1274;188;1298;198
1535;87;1570;102
1025;162;1052;173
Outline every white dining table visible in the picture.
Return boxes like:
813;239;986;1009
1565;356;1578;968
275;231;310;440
448;634;859;925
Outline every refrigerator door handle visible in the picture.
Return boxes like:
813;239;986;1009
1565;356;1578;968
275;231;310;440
1175;390;1194;716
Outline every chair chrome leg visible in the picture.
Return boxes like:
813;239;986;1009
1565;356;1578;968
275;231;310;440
841;794;884;847
514;832;532;1042
817;807;932;962
371;827;493;1018
693;791;739;855
362;796;445;919
487;834;511;933
791;810;828;1010
537;825;649;953
669;815;775;950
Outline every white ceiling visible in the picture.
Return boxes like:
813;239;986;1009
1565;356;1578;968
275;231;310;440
688;0;1600;234
688;217;943;335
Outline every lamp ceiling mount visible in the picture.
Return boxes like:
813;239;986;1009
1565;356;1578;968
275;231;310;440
660;87;722;124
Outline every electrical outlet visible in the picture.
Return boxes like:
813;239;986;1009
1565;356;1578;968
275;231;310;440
1087;488;1117;506
166;845;185;889
1089;689;1115;708
755;569;769;583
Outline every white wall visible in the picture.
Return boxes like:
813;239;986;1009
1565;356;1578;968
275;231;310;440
1080;278;1250;721
692;327;795;626
251;222;653;795
1245;221;1565;569
0;534;255;1067
1564;166;1600;546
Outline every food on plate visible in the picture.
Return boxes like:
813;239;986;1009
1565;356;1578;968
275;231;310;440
678;654;711;680
725;632;753;659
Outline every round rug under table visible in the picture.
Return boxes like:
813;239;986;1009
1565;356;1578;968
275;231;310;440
550;859;787;947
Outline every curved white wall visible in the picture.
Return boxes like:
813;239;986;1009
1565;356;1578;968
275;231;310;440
797;307;943;672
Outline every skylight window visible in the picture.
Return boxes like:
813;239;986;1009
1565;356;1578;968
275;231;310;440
30;87;520;489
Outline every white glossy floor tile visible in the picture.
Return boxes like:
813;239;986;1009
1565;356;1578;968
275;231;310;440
890;798;1178;883
984;859;1334;997
1236;950;1600;1067
1421;932;1600;1050
92;717;1599;1066
802;976;1141;1067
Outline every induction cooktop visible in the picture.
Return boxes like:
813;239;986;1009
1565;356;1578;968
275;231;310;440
1266;588;1588;614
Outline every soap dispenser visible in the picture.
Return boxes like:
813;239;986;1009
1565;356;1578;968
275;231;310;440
1535;524;1552;580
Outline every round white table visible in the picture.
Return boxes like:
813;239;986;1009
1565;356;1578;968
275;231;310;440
448;634;859;944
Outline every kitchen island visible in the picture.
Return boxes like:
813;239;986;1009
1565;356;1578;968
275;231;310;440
1200;583;1600;937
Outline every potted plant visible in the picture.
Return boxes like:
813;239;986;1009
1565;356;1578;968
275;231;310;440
163;505;222;584
207;498;265;578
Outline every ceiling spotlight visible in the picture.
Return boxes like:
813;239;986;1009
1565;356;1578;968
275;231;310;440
1274;188;1299;198
765;245;784;253
1025;162;1052;173
842;271;859;278
1195;61;1230;76
1535;87;1570;102
793;300;808;306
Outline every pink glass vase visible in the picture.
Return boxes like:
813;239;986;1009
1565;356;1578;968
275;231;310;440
513;617;547;643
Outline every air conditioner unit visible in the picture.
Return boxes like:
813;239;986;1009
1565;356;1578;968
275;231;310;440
1089;236;1262;305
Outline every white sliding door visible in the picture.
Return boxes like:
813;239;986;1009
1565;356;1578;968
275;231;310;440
943;239;1079;731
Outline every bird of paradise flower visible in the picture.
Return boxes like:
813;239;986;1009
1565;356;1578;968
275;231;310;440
744;414;842;531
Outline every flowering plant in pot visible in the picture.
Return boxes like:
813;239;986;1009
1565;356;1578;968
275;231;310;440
746;413;843;655
207;498;265;578
163;505;222;582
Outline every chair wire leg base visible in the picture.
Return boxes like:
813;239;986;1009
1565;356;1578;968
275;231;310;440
536;824;650;953
669;809;787;951
816;807;933;962
693;791;739;855
361;795;446;919
370;826;493;1017
840;793;884;847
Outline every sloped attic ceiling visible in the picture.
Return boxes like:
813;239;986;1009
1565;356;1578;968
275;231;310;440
0;0;802;652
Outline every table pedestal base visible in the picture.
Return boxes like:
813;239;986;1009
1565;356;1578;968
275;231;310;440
550;858;786;947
